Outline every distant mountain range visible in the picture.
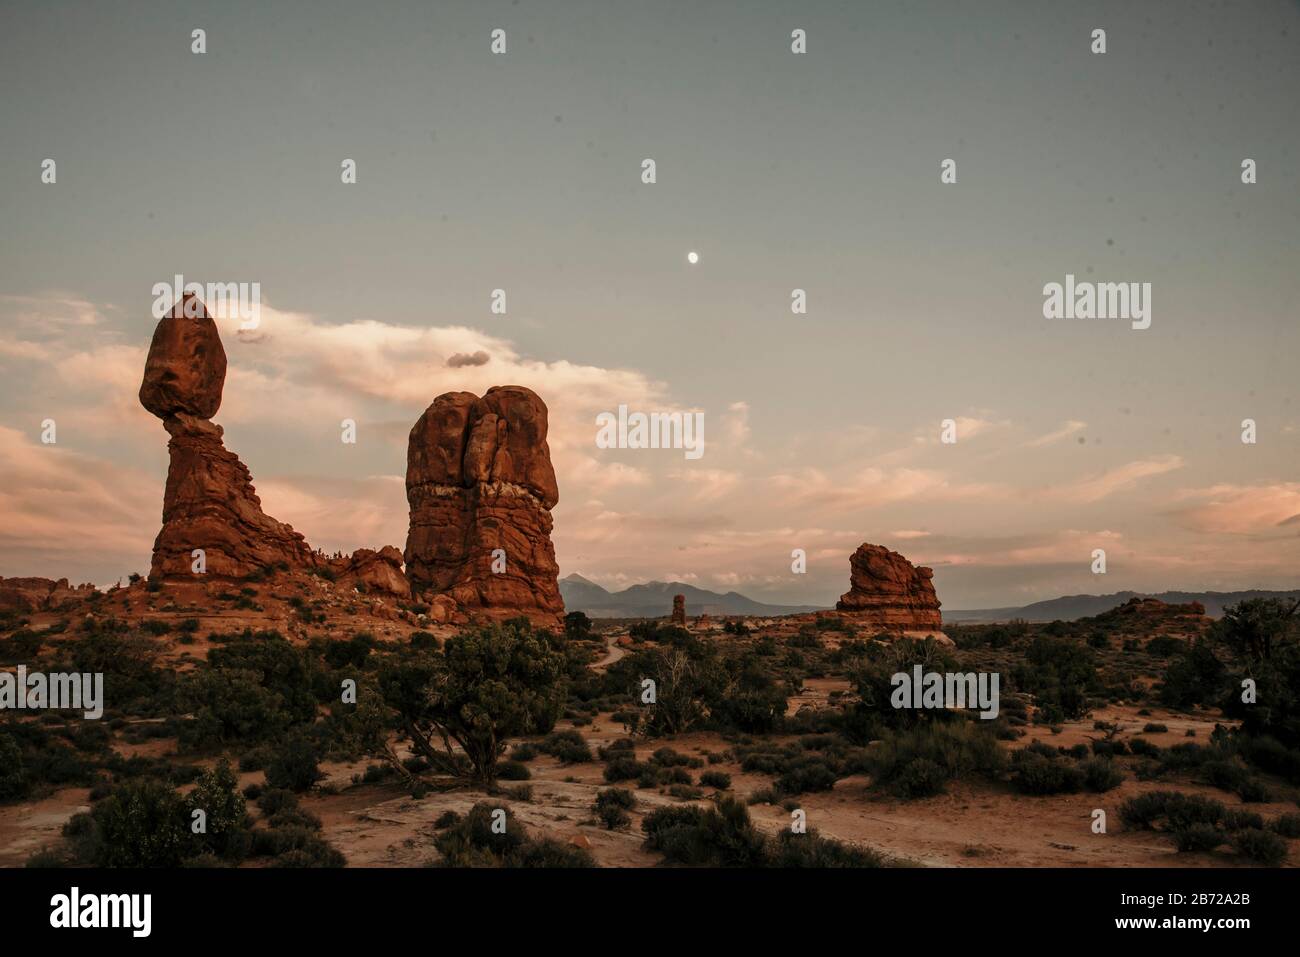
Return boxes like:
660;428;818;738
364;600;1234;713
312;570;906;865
561;576;1300;623
944;590;1300;623
559;574;824;618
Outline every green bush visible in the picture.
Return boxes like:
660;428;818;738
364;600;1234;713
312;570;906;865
538;730;592;764
432;802;592;867
88;778;188;867
1119;791;1225;831
868;721;1004;798
1231;827;1287;866
699;770;732;790
265;736;323;792
496;760;531;781
186;759;251;861
0;732;29;800
1269;812;1300;838
1172;824;1223;853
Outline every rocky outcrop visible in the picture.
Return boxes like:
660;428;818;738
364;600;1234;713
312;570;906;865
0;576;96;613
140;296;408;595
325;546;409;597
405;386;563;628
139;296;315;579
671;594;686;626
1112;596;1207;620
835;543;943;632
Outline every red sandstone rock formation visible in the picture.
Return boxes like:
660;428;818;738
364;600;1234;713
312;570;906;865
835;543;943;631
325;546;409;598
405;386;564;628
0;576;96;612
671;594;686;626
139;296;408;594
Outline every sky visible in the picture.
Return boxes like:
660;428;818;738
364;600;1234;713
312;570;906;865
0;0;1297;609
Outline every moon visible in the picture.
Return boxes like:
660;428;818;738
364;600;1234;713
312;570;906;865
687;251;699;264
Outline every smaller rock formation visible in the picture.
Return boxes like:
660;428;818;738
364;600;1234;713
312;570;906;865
671;594;686;626
0;577;97;613
405;386;564;628
835;543;943;632
1113;596;1206;619
325;546;408;597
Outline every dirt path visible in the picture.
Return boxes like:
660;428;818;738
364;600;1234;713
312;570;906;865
590;633;627;671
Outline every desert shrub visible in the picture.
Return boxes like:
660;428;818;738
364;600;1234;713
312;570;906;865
1119;791;1225;831
323;633;375;669
1159;640;1227;708
87;778;188;867
868;721;1004;798
1236;778;1271;803
699;770;731;790
538;729;592;764
1011;750;1084;795
603;757;645;783
642;796;885;868
775;756;839;795
496;760;531;781
1081;756;1124;792
650;747;689;767
256;788;299;817
1128;738;1160;758
894;758;947;798
641;797;767;867
767;829;887;867
1172;824;1223;853
0;732;29;800
1012;636;1098;722
433;802;592;867
185;759;251;862
409;631;438;650
593;788;634;829
1142;723;1168;734
1269;812;1300;838
1223;808;1265;831
509;743;539;762
511;838;595;868
265;735;323;792
1231;827;1287;866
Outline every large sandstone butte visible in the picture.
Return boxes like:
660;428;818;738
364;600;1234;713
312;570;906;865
139;295;406;594
405;386;564;628
835;543;943;632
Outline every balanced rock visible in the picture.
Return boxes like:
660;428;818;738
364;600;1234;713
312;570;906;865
139;296;317;579
405;386;563;628
835;543;943;632
139;297;227;419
